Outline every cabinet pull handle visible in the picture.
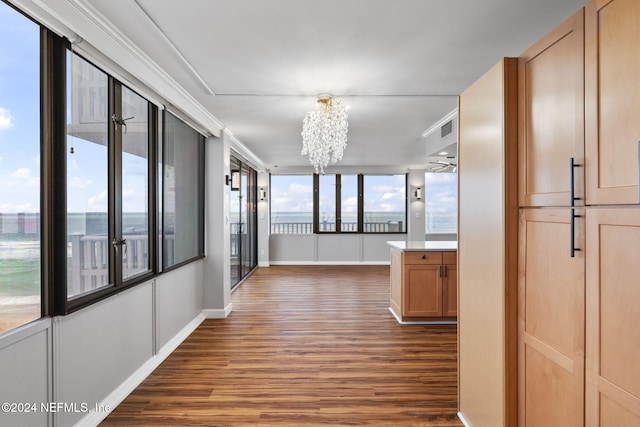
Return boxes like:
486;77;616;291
570;208;582;258
439;265;443;277
570;157;582;207
421;254;426;260
444;265;448;278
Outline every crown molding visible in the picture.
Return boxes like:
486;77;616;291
30;0;224;136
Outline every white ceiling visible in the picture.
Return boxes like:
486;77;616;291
74;0;585;171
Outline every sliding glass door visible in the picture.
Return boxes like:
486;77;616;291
230;156;257;288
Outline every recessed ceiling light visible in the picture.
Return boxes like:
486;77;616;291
438;151;448;156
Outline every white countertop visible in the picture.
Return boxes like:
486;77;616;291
387;240;457;251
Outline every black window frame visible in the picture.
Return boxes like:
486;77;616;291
161;110;205;273
1;1;207;322
58;50;159;314
312;173;408;234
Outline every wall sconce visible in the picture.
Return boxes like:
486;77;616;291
259;188;267;201
414;187;422;200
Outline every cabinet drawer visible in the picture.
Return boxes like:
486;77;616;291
443;251;457;265
403;251;442;265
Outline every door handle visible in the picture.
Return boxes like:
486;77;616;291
570;209;581;258
112;238;127;254
570;157;582;207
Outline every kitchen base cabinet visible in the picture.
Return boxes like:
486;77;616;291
388;242;457;323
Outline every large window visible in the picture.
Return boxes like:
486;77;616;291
425;172;458;234
270;175;313;234
66;51;156;306
0;3;41;334
362;174;406;233
163;112;204;269
0;2;206;323
271;173;406;234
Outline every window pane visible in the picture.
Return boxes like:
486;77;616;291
163;113;202;267
66;53;110;298
0;3;41;332
425;172;458;234
318;174;336;232
340;175;358;232
270;175;313;234
121;86;150;280
363;175;406;233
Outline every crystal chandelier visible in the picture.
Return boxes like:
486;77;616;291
301;94;348;174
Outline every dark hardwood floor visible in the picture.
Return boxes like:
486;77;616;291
101;265;461;426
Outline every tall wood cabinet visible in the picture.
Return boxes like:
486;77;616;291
518;209;585;427
518;9;585;207
516;1;640;426
585;0;640;205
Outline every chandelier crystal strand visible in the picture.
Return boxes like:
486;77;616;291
301;95;348;174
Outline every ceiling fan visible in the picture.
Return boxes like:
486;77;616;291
428;160;457;173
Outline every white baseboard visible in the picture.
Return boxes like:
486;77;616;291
202;303;232;319
388;307;457;325
258;261;270;267
458;411;472;427
269;261;390;266
75;313;205;427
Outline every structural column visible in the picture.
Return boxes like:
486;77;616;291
203;134;232;318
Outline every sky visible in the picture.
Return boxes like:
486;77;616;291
0;3;40;214
270;173;457;218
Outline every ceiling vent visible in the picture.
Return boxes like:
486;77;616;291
441;120;453;138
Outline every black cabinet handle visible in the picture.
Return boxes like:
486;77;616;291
570;208;582;258
439;265;443;277
444;265;448;278
421;254;426;260
570;157;582;207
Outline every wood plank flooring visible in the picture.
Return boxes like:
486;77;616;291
101;265;461;426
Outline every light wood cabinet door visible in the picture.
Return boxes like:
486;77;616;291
585;208;640;426
585;0;640;205
519;9;584;207
443;264;457;317
519;208;585;427
403;264;442;317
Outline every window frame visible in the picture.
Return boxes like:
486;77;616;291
269;174;314;235
311;173;408;234
160;111;205;273
60;51;159;314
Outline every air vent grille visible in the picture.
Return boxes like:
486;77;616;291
441;120;453;138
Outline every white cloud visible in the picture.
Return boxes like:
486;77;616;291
88;191;107;211
11;167;30;179
289;182;313;194
0;157;3;163
0;108;13;131
69;176;93;189
68;158;79;172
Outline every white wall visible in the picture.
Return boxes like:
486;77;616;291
0;261;206;427
0;321;51;427
203;134;232;318
257;171;270;266
270;233;405;264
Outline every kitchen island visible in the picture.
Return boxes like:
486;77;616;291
387;241;457;324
